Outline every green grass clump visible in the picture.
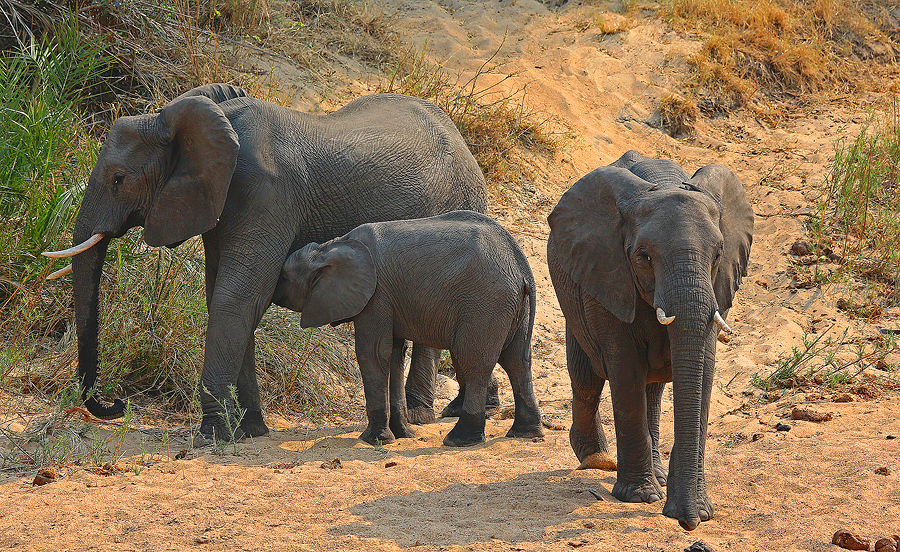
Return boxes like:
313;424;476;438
809;98;900;310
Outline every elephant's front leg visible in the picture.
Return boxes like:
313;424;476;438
567;325;615;471
355;322;397;445
646;381;667;486
389;338;416;439
608;363;663;504
194;234;289;447
236;337;268;438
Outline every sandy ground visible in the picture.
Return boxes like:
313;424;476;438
2;1;899;550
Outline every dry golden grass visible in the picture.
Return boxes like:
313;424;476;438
660;0;900;114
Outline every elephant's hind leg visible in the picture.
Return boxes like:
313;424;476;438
497;324;543;440
405;344;440;425
388;338;416;439
440;371;500;418
442;350;495;447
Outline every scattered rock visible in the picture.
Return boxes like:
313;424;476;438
499;406;516;420
582;520;595;528
320;458;342;470
541;414;566;431
833;393;854;403
587;488;603;501
853;384;877;399
875;537;897;552
385;461;398;468
532;436;545;443
32;467;58;486
790;240;813;256
567;538;588;548
790;407;833;422
775;422;792;431
751;433;764;442
887;435;897;440
685;541;714;552
875;466;891;476
194;535;211;545
832;529;870;551
174;449;188;460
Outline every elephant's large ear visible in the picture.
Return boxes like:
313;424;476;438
300;238;377;328
689;164;754;311
143;95;239;247
548;166;652;323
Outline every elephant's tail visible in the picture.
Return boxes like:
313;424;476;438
523;276;536;367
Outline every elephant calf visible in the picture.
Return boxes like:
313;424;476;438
273;210;544;447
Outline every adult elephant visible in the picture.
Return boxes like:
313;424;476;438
546;150;753;530
44;84;489;446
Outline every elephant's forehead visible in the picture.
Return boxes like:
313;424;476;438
630;188;720;221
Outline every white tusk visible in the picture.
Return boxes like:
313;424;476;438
46;264;73;280
656;307;675;325
42;233;105;258
714;311;732;333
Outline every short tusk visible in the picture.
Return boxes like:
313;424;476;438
46;264;73;280
714;311;732;333
42;233;105;258
656;307;675;325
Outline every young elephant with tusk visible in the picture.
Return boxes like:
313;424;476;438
547;150;753;531
273;210;544;447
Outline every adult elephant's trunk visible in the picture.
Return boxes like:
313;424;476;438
69;201;126;419
658;262;718;531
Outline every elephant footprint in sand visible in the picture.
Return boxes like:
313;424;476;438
274;210;544;447
547;150;753;530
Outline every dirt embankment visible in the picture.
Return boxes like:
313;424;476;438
2;2;898;551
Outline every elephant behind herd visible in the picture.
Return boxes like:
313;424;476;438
43;85;754;531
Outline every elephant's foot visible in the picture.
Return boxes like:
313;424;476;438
653;458;668;486
239;410;270;438
506;421;544;440
441;393;464;418
612;474;665;504
407;406;437;425
359;426;396;446
443;413;485;447
193;415;247;448
389;417;417;440
576;452;617;471
662;493;711;531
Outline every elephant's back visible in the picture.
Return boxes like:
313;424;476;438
315;94;487;214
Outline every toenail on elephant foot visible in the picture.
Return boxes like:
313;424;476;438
359;426;396;446
612;477;664;504
576;452;617;471
407;406;437;425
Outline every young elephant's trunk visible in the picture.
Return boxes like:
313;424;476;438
658;260;718;531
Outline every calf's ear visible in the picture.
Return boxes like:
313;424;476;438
300;238;377;328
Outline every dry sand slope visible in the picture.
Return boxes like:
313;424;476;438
2;1;899;551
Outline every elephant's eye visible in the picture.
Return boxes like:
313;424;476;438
636;250;651;265
113;174;125;191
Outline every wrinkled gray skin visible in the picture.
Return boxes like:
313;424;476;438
273;211;544;447
546;151;753;531
67;84;492;445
